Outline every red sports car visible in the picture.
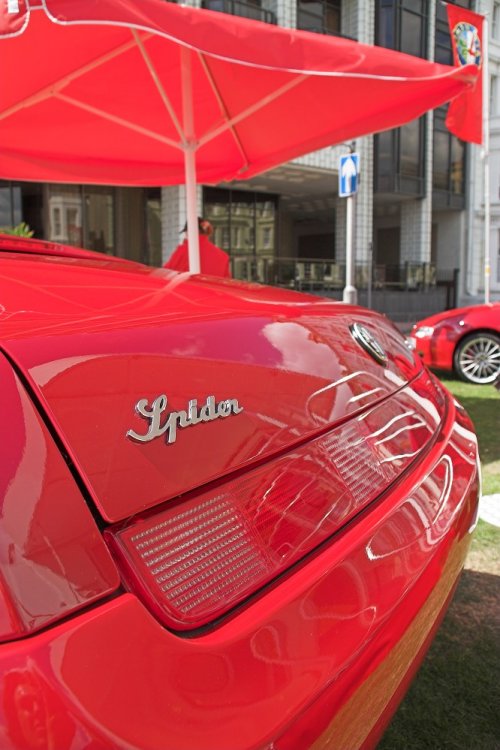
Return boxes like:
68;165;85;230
409;303;500;385
0;234;480;750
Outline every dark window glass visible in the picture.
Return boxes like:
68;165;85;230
47;185;115;252
204;188;277;256
433;130;450;190
450;136;465;195
378;6;394;47
400;119;420;177
203;189;230;251
231;199;254;256
0;185;14;227
145;189;162;267
375;0;428;58
375;118;425;195
12;187;22;226
201;0;277;25
297;0;341;35
0;184;21;227
85;188;114;253
0;182;43;236
400;9;423;57
432;107;466;203
256;200;276;255
376;130;394;178
48;185;83;246
374;2;427;197
17;183;44;238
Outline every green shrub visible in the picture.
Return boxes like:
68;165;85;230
0;222;34;238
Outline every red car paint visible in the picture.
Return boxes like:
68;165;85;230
0;235;480;749
410;303;500;384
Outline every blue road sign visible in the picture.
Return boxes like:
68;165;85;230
339;153;360;197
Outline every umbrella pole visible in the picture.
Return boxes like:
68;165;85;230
181;48;200;274
184;144;201;274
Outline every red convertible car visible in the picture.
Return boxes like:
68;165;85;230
409;303;500;385
0;234;480;750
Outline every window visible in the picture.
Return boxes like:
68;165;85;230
0;183;22;229
48;185;115;252
376;0;428;59
493;2;500;40
297;0;341;36
491;75;498;118
85;188;114;253
432;108;466;207
48;186;82;245
145;188;162;267
201;0;276;25
374;118;425;196
374;1;428;197
53;207;62;237
400;119;422;178
400;1;426;57
261;226;273;250
203;188;278;281
0;182;44;236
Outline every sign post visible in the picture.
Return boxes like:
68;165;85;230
339;152;359;305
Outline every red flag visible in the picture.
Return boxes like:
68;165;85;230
446;4;484;144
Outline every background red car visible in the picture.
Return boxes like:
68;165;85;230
409;303;500;385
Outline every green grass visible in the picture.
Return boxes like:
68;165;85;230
377;375;500;750
439;375;500;496
378;568;500;750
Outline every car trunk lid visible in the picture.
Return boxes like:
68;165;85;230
1;250;422;525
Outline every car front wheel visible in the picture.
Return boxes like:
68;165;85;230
453;332;500;384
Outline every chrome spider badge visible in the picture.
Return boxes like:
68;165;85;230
127;394;244;446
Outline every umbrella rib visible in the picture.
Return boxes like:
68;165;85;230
0;35;152;123
131;30;187;146
54;93;183;150
197;53;249;170
197;74;308;152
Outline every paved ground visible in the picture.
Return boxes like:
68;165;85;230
478;494;500;528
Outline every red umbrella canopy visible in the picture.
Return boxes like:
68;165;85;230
0;0;479;187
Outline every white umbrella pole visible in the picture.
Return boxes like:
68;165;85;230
184;144;200;274
181;48;200;274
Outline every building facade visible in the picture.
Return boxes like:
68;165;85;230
1;0;497;318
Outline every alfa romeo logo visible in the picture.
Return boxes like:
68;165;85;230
350;323;388;367
453;22;482;67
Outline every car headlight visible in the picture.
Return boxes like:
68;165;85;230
414;326;435;339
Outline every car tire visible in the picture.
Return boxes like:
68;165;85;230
453;332;500;384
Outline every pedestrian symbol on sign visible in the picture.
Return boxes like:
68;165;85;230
339;153;360;197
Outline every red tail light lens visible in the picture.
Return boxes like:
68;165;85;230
107;378;443;632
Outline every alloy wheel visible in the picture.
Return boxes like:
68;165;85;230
454;333;500;384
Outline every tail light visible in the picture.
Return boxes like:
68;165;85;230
107;379;442;631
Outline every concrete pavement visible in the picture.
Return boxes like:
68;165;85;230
478;494;500;528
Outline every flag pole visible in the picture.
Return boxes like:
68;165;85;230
482;9;490;304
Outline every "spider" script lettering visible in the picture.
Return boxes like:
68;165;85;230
126;394;244;445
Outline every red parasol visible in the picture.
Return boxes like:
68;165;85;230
0;0;479;270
